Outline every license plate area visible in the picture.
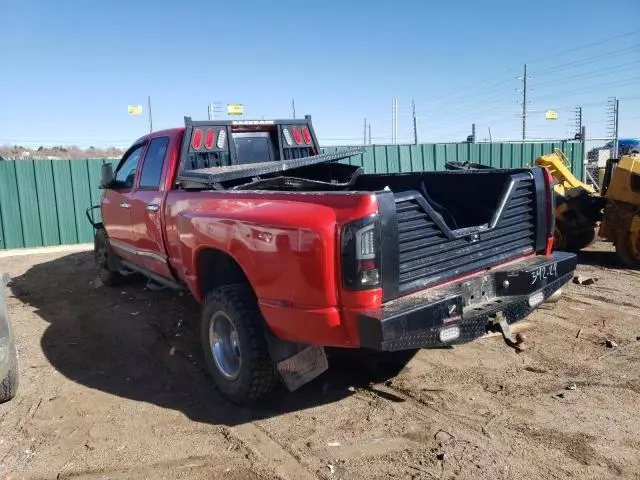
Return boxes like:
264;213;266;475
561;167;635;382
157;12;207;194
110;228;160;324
276;345;328;392
460;275;496;307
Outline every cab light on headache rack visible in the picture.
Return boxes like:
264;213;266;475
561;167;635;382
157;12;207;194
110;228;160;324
191;128;203;150
216;129;226;149
282;128;293;146
301;127;312;145
291;127;303;145
204;129;215;149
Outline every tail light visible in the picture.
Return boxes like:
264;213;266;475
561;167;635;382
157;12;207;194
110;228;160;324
340;216;381;290
217;129;227;149
542;167;556;255
204;129;215;149
191;128;203;150
282;128;293;146
301;127;312;145
291;127;303;145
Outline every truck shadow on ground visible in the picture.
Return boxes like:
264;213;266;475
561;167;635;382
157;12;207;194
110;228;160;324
11;251;415;426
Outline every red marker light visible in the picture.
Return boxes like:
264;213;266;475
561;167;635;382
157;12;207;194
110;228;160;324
291;127;302;145
204;129;215;149
191;129;203;150
301;127;312;145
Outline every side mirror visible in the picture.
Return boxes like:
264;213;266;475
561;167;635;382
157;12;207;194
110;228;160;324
100;164;114;189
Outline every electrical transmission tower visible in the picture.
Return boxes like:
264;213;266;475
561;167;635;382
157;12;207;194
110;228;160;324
208;102;225;120
518;64;530;140
573;106;583;138
391;98;398;144
606;97;620;157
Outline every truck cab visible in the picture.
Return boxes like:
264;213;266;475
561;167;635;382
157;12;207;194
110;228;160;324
94;116;577;403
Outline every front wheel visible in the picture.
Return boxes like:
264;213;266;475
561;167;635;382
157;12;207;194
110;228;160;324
201;285;277;403
94;229;124;286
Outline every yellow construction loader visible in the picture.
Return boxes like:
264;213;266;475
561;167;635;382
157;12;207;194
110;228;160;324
535;150;640;267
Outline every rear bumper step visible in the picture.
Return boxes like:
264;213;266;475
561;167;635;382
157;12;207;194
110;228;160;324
357;251;577;351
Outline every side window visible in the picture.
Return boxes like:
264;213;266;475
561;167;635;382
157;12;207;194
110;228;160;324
115;145;144;188
139;137;170;189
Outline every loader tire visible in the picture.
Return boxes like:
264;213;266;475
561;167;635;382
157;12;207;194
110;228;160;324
201;284;278;404
615;234;640;269
94;228;124;287
555;221;596;252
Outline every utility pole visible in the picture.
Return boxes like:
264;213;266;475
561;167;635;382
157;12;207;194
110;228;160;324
580;125;587;182
488;127;493;143
148;96;153;133
363;118;367;146
607;97;620;157
520;64;528;140
207;103;212;121
368;123;371;145
292;99;296;119
391;99;395;144
613;99;619;157
411;99;418;144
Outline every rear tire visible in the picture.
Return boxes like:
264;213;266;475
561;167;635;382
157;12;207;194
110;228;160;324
94;229;124;287
201;284;277;404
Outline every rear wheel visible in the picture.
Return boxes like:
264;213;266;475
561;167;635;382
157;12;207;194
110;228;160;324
615;232;640;268
201;284;277;403
94;229;124;286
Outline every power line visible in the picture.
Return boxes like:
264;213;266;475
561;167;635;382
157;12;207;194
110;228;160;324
532;45;640;78
532;62;639;88
526;28;640;65
423;30;640;115
530;77;640;102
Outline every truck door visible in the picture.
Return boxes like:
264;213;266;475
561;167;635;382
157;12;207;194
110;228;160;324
129;135;174;279
101;143;145;263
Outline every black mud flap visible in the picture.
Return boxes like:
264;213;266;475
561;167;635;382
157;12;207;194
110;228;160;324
264;332;328;392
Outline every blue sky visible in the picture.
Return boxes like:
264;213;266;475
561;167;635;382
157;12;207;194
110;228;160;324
1;0;638;149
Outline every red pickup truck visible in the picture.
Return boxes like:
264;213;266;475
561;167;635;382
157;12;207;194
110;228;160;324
93;116;577;403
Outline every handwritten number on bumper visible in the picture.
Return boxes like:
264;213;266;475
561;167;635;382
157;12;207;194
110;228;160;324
530;262;558;285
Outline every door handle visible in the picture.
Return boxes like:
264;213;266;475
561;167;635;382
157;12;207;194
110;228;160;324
146;203;160;213
120;202;130;209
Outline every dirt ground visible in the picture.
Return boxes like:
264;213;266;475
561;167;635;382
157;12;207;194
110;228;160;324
1;242;639;480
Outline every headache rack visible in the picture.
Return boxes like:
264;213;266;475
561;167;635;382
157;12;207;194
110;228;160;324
176;115;362;187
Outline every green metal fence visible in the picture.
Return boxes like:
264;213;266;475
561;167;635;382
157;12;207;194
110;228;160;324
324;140;583;179
0;158;112;249
0;140;583;250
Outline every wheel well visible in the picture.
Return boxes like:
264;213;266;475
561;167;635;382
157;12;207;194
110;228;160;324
196;248;251;297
